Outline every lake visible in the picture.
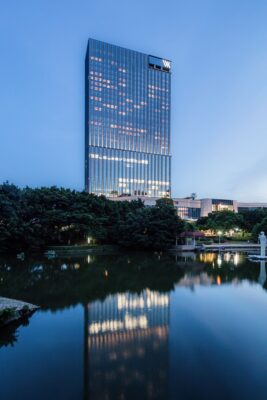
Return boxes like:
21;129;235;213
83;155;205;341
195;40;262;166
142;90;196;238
1;251;267;400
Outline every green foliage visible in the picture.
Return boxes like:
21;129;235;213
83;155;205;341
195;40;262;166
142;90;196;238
196;211;243;233
239;209;267;232
213;237;226;243
0;183;185;253
196;208;267;240
0;307;16;325
251;217;267;242
118;198;185;250
196;239;213;245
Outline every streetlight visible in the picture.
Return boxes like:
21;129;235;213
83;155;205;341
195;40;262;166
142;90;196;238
234;227;240;239
87;236;93;245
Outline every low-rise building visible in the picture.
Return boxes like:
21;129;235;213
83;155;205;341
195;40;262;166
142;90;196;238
200;198;238;216
237;202;267;212
110;195;267;221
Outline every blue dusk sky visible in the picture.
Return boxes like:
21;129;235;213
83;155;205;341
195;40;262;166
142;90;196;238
1;0;267;201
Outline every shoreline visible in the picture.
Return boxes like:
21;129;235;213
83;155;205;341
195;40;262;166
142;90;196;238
0;297;39;328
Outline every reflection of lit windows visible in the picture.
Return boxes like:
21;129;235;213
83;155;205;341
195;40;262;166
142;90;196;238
89;314;148;334
117;290;169;310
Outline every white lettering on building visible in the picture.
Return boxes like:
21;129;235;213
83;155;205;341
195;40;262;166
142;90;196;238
162;59;171;69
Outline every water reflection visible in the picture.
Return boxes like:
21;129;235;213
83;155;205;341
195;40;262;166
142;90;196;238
85;290;170;399
177;272;213;289
0;316;30;348
199;251;240;266
2;252;267;399
259;260;267;286
0;254;183;312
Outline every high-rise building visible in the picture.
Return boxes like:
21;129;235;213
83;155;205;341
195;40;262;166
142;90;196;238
85;39;171;197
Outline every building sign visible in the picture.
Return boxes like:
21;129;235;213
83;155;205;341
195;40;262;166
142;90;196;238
162;59;171;69
148;56;171;71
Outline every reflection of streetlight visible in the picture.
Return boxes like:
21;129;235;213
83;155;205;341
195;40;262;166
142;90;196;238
234;253;239;266
217;231;222;246
225;252;230;262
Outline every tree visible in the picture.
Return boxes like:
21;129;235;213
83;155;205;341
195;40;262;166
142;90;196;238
0;183;178;253
0;182;23;253
251;217;267;242
239;209;267;232
196;211;243;234
118;198;185;250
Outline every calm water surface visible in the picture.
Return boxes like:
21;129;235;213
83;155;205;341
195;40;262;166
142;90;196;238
1;252;267;400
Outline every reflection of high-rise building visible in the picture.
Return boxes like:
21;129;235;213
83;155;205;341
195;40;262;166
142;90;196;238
85;39;171;197
84;290;170;399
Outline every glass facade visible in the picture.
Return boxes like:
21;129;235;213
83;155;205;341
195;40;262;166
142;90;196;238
211;199;234;212
177;207;201;220
85;39;171;197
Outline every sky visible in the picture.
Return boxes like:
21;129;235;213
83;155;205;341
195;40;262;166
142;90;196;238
1;0;267;201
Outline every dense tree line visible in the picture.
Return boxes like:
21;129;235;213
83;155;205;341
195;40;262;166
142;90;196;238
2;183;267;253
0;183;185;254
196;210;243;233
196;209;267;239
